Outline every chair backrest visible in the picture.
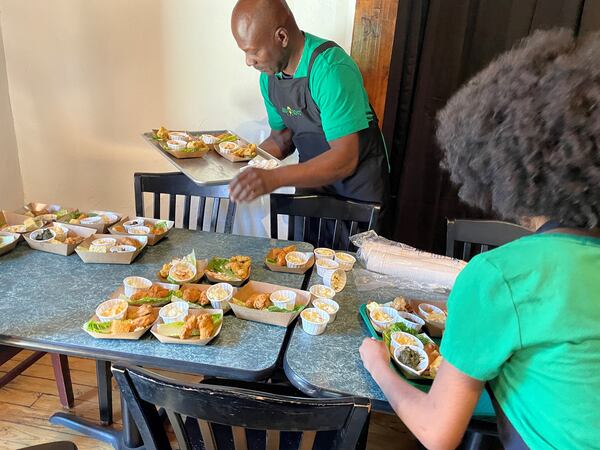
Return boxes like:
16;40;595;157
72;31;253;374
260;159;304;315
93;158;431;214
270;193;380;251
112;364;371;450
134;172;236;233
446;219;531;261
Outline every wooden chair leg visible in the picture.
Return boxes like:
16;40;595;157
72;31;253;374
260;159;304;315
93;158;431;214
51;353;74;408
0;351;44;389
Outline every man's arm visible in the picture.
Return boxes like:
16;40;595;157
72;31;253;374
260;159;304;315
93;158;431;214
229;132;359;202
360;338;484;450
259;129;294;160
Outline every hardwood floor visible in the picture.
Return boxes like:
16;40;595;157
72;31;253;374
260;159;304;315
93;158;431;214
0;351;420;450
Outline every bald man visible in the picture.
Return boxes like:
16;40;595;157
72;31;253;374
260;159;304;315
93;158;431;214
229;0;389;210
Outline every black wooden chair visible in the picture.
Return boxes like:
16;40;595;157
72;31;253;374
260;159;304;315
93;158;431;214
134;172;236;233
0;346;73;409
446;219;531;261
446;219;530;450
112;364;371;450
270;193;380;251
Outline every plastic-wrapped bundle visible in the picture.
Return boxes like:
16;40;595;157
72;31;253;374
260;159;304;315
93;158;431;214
351;231;466;289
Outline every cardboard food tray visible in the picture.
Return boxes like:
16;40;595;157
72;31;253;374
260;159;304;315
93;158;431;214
83;305;159;340
205;271;250;287
58;211;124;233
152;129;210;159
156;260;208;285
110;282;179;307
75;234;148;264
0;231;20;256
229;281;310;327
0;211;46;237
265;253;315;274
177;283;234;312
24;224;96;256
18;202;75;220
109;217;174;246
215;146;254;163
150;308;223;345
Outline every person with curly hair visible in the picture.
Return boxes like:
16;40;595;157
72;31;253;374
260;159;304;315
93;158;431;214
360;28;600;449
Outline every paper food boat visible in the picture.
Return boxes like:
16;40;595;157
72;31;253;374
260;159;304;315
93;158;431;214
24;224;96;256
75;234;148;264
156;260;208;285
109;217;174;246
150;308;223;345
0;211;47;237
177;283;234;312
83;305;159;340
58;211;124;233
229;281;310;327
0;231;20;257
265;252;315;274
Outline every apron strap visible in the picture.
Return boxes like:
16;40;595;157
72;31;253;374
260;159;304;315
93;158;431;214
307;41;340;76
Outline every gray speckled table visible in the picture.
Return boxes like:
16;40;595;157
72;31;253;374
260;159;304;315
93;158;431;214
284;268;449;412
0;229;313;381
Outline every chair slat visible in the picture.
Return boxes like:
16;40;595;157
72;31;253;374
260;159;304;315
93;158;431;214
198;419;217;450
266;430;280;450
210;199;221;232
168;194;177;222
271;212;279;239
224;199;237;234
166;409;192;450
332;220;342;249
232;426;248;450
317;218;324;247
197;197;206;230
462;242;472;260
153;193;161;219
481;244;489;253
288;215;295;241
183;195;192;230
348;221;359;251
298;431;316;450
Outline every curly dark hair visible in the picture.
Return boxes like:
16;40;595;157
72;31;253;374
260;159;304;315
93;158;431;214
436;28;600;228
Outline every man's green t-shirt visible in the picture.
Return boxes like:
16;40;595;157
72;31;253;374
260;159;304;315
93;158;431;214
259;32;373;142
441;233;600;449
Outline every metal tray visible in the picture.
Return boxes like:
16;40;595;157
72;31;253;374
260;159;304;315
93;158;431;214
142;129;281;186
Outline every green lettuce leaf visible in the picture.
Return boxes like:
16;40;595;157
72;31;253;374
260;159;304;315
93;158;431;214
207;257;237;279
267;305;305;313
84;320;112;334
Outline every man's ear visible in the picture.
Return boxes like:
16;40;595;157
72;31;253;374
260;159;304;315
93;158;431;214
275;27;289;48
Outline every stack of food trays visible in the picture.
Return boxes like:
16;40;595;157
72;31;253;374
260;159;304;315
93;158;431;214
109;217;174;245
361;297;448;381
264;244;315;274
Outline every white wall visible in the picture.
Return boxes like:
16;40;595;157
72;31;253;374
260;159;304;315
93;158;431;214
0;14;23;211
0;0;355;233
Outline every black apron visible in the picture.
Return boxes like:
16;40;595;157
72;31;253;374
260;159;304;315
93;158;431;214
267;41;389;204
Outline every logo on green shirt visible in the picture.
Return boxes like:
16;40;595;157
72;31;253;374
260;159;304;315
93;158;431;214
282;106;302;117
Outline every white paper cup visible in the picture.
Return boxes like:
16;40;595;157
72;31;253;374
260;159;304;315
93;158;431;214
123;276;152;298
397;311;425;332
206;283;234;309
390;331;424;351
201;134;219;145
393;345;429;376
96;299;128;323
128;226;151;235
123;219;145;230
91;237;117;248
270;289;297;310
168;132;190;142
316;258;339;278
159;301;189;324
312;298;339;322
323;268;347;293
29;228;56;243
309;284;335;300
369;306;400;333
335;252;356;271
219;141;239;154
167;139;187;150
80;216;103;225
314;248;335;260
168;261;197;284
285;251;309;268
300;308;330;335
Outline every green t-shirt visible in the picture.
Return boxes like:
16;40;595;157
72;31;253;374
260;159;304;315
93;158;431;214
259;32;373;142
441;233;600;449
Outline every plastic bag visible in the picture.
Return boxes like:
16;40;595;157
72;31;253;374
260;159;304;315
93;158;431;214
350;230;466;291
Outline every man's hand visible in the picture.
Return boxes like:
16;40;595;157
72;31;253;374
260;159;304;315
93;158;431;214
359;337;391;375
229;168;279;203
